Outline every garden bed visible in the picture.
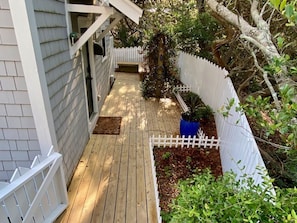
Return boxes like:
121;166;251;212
148;87;223;222
150;113;222;222
153;146;222;216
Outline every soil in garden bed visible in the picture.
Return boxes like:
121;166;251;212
153;146;222;217
153;107;222;221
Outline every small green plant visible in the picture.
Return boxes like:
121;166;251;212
186;156;192;163
164;165;172;178
166;169;297;222
186;156;192;170
162;151;171;160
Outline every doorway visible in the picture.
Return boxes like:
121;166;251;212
81;35;94;118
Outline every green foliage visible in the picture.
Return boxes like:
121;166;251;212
166;170;297;223
141;31;180;99
172;12;220;59
242;84;297;149
181;92;213;122
183;92;203;111
114;0;221;60
164;165;172;178
114;21;141;47
162;151;171;160
270;0;297;25
219;98;236;118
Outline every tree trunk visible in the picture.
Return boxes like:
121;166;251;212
205;0;294;88
156;34;165;98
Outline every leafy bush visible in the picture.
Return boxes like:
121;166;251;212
181;92;213;122
166;170;297;222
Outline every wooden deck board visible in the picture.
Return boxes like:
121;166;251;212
56;72;181;223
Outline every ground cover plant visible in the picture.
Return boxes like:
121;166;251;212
165;170;297;223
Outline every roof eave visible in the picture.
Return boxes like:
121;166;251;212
109;0;143;24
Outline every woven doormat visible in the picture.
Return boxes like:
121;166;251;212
93;117;122;135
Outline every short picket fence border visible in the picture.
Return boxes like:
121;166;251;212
150;129;220;149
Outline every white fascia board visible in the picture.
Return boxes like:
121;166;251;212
109;0;143;24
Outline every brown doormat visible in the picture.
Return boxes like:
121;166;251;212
93;117;122;135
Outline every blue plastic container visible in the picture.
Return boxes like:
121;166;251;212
180;119;200;137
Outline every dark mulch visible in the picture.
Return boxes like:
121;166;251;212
93;116;122;135
154;146;222;214
153;114;222;218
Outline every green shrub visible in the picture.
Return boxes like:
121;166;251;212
166;170;297;223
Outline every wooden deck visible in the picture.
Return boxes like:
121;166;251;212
56;72;181;223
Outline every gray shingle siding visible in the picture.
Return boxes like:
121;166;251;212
0;1;40;181
1;0;114;183
32;0;89;183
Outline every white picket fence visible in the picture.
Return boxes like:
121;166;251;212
151;130;220;149
113;46;145;68
113;47;268;184
0;149;68;223
177;52;267;185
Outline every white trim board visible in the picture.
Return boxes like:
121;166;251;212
9;0;58;155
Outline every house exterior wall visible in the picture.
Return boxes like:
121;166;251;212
31;0;90;183
0;0;40;181
1;0;116;184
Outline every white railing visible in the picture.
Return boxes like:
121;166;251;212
113;46;145;68
177;52;267;185
0;151;68;223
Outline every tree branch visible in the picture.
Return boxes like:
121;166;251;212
250;49;281;110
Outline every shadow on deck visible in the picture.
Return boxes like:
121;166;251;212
56;72;181;223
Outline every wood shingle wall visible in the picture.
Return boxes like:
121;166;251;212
32;0;89;184
0;0;40;181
